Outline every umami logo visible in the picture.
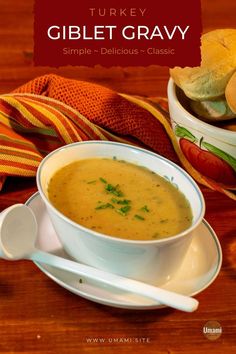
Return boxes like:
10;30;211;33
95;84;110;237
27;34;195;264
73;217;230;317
203;321;222;341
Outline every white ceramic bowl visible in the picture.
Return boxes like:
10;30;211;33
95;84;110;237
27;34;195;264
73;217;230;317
168;78;236;185
36;141;205;286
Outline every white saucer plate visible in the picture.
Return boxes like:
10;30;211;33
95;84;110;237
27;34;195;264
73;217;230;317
26;192;222;310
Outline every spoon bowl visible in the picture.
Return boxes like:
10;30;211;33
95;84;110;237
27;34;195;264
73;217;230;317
0;204;38;259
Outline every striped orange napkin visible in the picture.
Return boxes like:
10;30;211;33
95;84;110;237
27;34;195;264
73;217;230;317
0;74;235;200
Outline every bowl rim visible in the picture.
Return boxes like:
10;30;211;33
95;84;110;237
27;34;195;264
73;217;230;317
36;140;205;245
168;78;236;140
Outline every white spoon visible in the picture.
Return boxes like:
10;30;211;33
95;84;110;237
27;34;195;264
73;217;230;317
0;204;199;312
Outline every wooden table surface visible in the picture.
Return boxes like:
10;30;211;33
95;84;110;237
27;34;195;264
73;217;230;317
0;1;236;353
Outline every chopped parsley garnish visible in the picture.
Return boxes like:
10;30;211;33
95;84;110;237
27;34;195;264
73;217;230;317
99;177;107;184
134;214;145;221
95;203;114;210
115;209;125;216
140;205;150;212
120;205;131;214
105;184;123;197
115;205;131;216
111;198;131;205
87;180;96;184
96;178;130;213
99;177;124;197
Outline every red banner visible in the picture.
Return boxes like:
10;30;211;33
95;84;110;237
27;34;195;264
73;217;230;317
34;0;202;67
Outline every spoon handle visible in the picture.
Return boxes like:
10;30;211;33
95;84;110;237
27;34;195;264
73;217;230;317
30;250;198;312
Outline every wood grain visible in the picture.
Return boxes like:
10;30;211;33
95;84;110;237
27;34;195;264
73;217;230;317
0;1;236;353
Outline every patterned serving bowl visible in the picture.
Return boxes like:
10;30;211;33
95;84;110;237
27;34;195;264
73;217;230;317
168;78;236;186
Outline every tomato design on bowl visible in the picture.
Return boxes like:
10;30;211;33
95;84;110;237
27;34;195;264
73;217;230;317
175;126;236;186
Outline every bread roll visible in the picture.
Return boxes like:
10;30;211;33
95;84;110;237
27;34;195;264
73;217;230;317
190;98;236;121
170;29;236;101
225;71;236;113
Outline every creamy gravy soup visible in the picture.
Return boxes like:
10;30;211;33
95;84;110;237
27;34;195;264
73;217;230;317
47;158;192;240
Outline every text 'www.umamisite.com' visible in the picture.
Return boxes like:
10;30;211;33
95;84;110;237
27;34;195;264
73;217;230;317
85;337;151;344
